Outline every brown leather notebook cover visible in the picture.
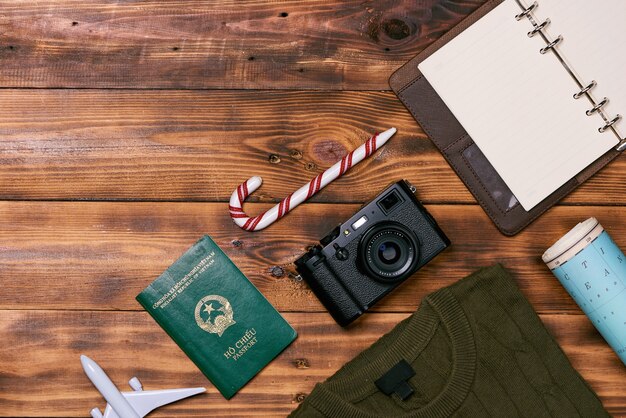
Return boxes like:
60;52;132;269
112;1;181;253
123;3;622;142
389;0;621;236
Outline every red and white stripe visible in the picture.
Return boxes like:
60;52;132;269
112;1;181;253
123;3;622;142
229;127;397;231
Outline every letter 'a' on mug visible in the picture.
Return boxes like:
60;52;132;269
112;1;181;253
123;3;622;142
543;218;626;366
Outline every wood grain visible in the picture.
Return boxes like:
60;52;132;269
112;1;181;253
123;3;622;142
1;0;625;416
2;201;625;315
0;0;485;90
0;311;623;417
0;89;624;203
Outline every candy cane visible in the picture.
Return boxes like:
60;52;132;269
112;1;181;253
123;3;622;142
229;127;397;231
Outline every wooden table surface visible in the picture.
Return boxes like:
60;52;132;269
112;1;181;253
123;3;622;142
1;1;625;416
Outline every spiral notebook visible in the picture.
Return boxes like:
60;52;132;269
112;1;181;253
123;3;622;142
390;0;625;235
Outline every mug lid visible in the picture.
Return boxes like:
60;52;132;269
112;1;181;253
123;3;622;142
542;217;601;267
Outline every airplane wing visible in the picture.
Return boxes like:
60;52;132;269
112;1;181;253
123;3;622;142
102;388;206;418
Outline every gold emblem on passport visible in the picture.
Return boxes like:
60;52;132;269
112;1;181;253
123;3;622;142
194;295;236;337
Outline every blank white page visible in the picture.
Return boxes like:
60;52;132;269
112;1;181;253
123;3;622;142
535;0;626;138
418;0;618;211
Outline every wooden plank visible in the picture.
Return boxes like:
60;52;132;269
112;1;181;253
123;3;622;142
0;311;623;417
0;0;485;90
0;89;624;203
2;201;625;314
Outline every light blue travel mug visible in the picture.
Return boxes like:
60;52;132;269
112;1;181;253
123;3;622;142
543;217;626;366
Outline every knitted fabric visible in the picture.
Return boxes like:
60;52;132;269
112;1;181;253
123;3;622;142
290;264;608;418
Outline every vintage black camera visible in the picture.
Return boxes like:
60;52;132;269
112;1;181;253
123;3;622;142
295;180;450;326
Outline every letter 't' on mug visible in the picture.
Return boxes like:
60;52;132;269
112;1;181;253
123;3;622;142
543;217;626;366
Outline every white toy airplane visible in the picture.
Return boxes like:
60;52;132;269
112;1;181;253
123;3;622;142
81;355;205;418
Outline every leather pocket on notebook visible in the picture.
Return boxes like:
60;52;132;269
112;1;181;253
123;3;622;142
441;133;519;215
461;143;519;213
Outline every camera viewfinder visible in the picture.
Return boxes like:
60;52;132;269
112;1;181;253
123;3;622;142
379;191;402;213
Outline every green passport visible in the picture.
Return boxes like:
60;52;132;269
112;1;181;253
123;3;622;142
136;235;297;399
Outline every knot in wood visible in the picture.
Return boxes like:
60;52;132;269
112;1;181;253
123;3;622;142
382;18;412;40
270;266;285;277
295;358;310;369
293;393;308;403
268;153;281;164
312;140;347;165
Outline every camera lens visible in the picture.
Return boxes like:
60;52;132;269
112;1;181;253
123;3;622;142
359;222;420;282
378;242;401;264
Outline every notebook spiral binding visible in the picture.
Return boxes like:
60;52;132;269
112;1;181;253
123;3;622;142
515;0;626;152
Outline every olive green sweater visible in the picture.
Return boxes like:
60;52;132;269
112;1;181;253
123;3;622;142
290;265;608;418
